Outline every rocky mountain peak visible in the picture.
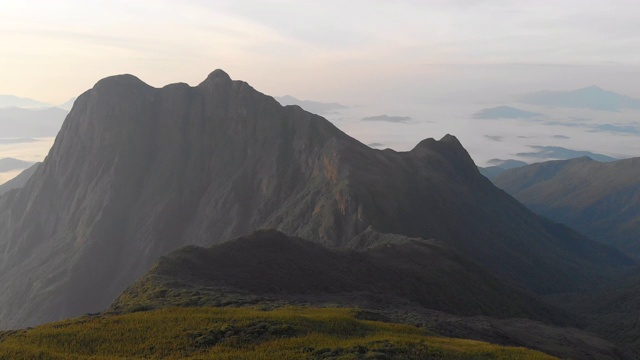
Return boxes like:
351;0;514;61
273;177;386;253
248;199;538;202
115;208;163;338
0;70;630;330
92;74;151;93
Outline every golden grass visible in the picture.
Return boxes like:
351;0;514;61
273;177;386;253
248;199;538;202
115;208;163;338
0;307;557;359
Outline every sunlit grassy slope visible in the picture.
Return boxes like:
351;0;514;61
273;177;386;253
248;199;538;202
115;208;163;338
0;307;556;359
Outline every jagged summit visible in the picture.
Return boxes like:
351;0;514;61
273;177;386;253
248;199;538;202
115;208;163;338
409;135;479;179
412;134;463;149
412;137;438;150
440;133;460;143
197;68;234;91
202;68;232;82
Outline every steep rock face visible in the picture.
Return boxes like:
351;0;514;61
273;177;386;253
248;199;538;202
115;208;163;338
493;156;640;257
0;70;631;328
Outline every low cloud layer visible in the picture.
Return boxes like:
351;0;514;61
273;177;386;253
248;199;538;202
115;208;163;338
362;115;411;124
473;106;543;120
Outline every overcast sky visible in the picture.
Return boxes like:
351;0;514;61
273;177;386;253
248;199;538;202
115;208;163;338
2;0;640;104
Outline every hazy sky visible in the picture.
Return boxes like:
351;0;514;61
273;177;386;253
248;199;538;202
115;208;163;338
3;0;640;168
2;0;640;104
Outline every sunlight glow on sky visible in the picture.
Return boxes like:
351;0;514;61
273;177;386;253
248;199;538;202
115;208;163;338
2;0;640;104
3;1;640;168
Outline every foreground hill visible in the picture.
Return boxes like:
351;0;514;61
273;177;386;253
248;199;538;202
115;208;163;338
0;307;557;360
110;230;559;321
0;70;631;328
493;156;640;257
108;229;629;360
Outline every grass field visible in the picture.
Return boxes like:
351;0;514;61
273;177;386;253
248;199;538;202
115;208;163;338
0;307;557;359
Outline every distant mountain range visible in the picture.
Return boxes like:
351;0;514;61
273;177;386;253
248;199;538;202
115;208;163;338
0;107;67;138
478;159;528;180
519;85;640;111
493;156;640;257
517;146;619;162
0;158;33;173
0;95;52;109
0;163;39;195
0;94;76;111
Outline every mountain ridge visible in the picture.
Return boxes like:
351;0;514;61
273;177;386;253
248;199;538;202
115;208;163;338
110;229;561;321
493;156;640;257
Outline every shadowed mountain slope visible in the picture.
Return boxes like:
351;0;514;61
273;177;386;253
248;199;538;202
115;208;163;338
0;70;631;329
493;156;640;257
110;229;559;321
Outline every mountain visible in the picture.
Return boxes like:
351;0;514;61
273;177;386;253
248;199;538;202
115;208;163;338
519;85;640;111
517;146;619;162
275;95;347;114
0;158;33;173
110;229;560;321
0;95;51;109
493;156;640;257
473;106;543;119
0;107;67;137
0;70;631;329
0;163;40;195
479;159;528;180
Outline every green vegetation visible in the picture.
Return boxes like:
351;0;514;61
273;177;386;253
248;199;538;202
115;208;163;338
0;307;556;359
